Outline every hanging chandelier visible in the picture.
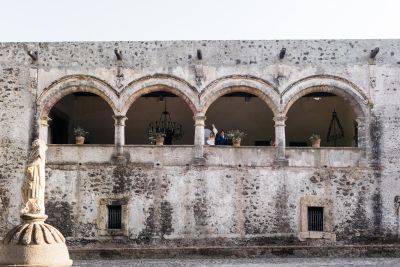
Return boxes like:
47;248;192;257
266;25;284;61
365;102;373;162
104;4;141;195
147;97;183;144
327;109;344;147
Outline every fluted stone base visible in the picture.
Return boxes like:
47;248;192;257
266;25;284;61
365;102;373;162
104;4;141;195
0;214;72;267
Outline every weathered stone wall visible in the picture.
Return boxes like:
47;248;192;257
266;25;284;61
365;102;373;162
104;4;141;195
40;145;374;246
0;40;399;246
1;146;391;247
0;65;34;237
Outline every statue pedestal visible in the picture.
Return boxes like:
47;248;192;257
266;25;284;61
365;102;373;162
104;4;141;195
0;214;72;267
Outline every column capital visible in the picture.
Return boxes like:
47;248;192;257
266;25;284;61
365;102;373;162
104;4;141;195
40;116;52;127
193;113;206;126
113;115;128;126
273;114;287;127
355;116;367;127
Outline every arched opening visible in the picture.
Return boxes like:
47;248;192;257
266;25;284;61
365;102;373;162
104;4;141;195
205;92;274;146
286;92;357;147
125;91;194;145
48;92;114;144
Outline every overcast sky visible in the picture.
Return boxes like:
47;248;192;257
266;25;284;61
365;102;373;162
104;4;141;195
1;0;399;41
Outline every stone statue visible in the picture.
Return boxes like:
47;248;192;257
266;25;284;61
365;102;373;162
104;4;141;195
0;138;72;266
21;139;47;215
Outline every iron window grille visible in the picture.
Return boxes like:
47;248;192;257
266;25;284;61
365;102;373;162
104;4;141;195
107;205;122;229
307;206;324;232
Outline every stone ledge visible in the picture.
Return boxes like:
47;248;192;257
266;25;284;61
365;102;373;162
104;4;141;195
298;231;336;241
68;245;400;259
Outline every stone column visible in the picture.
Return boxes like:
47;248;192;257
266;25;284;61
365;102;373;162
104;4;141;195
355;117;367;148
38;116;51;143
274;114;288;164
193;113;206;161
113;115;128;157
356;116;368;167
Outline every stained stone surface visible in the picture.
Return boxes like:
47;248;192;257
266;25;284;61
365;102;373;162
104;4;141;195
0;40;400;249
73;258;400;267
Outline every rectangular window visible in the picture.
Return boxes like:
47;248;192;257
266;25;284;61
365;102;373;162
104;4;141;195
107;205;122;229
307;206;324;232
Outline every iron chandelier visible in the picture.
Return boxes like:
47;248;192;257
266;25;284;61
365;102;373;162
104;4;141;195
147;98;183;144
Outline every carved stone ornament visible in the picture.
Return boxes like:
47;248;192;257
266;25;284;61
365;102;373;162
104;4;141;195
194;64;204;87
0;139;72;267
21;139;47;215
116;66;124;89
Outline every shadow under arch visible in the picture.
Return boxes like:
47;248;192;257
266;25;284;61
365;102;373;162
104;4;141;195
282;75;372;118
120;74;199;115
200;75;280;116
37;75;120;118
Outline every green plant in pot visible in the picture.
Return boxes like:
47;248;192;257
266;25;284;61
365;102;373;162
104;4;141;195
148;129;166;145
73;127;89;145
154;132;166;146
309;133;321;148
226;130;247;147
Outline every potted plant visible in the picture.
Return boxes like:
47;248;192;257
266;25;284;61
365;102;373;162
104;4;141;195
309;133;321;148
154;132;165;146
148;129;166;146
226;130;247;147
73;127;89;145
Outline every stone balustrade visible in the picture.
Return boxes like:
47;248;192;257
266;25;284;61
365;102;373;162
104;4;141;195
46;145;364;168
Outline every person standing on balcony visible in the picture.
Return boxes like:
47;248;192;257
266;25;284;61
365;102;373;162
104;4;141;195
215;129;228;145
207;132;216;145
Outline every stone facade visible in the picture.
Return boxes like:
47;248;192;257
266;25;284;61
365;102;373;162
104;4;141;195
0;40;400;249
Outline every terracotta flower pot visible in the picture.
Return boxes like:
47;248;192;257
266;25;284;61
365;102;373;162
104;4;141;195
156;136;164;146
75;136;85;145
232;138;241;147
311;138;321;147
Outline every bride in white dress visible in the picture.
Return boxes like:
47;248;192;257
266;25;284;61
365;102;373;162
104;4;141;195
206;124;218;145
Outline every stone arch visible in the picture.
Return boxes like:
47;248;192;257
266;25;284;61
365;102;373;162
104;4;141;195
37;75;120;117
120;74;199;115
282;75;372;117
200;75;280;115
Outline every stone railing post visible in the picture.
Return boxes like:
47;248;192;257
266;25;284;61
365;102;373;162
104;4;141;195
274;114;288;165
113;115;128;158
193;113;206;162
39;116;52;143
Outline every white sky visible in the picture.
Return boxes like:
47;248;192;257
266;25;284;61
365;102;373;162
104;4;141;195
1;0;399;41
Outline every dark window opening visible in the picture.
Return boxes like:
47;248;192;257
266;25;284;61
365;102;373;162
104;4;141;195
126;91;194;145
308;206;324;232
304;92;336;98
48;92;114;144
49;108;69;144
254;140;271;146
107;205;122;229
205;92;274;146
289;141;308;147
286;93;357;147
